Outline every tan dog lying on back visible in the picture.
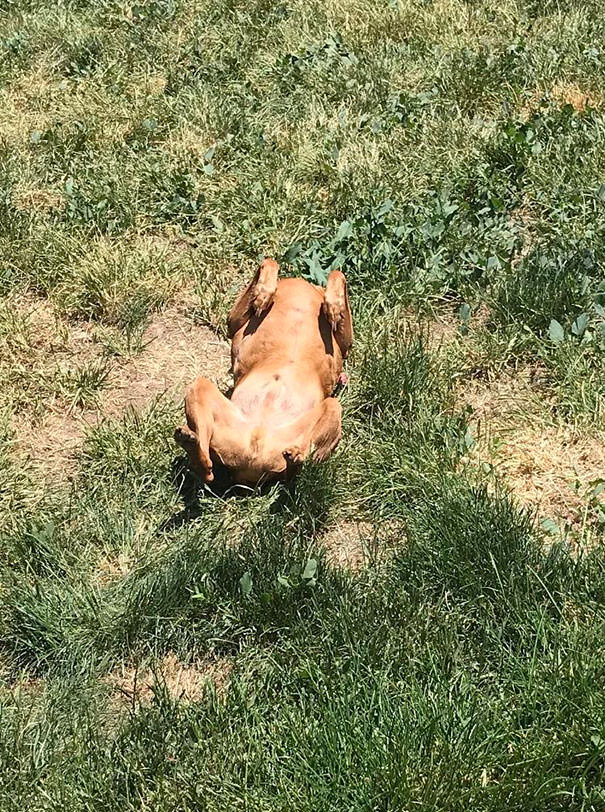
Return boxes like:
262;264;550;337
175;259;353;486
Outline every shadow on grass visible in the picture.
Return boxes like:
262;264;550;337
160;455;296;532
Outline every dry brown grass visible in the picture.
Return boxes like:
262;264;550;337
431;312;605;528
0;67;54;147
94;551;133;585
422;314;601;524
104;653;233;708
486;425;605;522
462;372;605;523
319;519;401;571
13;184;63;213
549;81;600;112
0;661;45;702
145;73;168;96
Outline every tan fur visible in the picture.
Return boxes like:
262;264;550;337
175;259;353;486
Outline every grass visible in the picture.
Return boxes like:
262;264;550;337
1;0;605;809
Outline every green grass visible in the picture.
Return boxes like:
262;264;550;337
1;0;605;809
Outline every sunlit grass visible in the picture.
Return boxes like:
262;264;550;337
0;1;604;809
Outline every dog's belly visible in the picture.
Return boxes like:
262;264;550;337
231;371;320;426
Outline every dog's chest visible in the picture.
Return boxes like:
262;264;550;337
232;328;294;377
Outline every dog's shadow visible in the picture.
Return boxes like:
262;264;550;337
160;455;293;533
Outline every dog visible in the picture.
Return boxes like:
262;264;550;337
174;259;353;487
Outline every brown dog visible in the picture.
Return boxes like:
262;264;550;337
175;259;353;486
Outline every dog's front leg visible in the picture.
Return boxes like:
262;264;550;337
227;258;280;338
323;269;353;359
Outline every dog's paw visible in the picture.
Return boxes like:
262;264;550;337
174;425;196;449
323;296;345;330
252;283;275;316
174;426;214;482
283;445;305;466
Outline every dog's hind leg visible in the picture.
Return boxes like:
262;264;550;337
281;397;342;468
175;377;248;483
227;258;280;338
310;397;343;461
323;269;353;359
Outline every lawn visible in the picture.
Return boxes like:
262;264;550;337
1;0;605;809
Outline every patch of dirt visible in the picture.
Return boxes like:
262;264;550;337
105;653;233;708
12;411;90;481
484;425;605;523
461;373;605;523
103;307;230;417
427;315;459;347
103;308;230;415
521;81;603;121
14;185;63;213
460;367;547;424
549;81;598;113
8;295;230;480
2;293;101;478
319;520;401;571
3;291;100;365
427;304;491;350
